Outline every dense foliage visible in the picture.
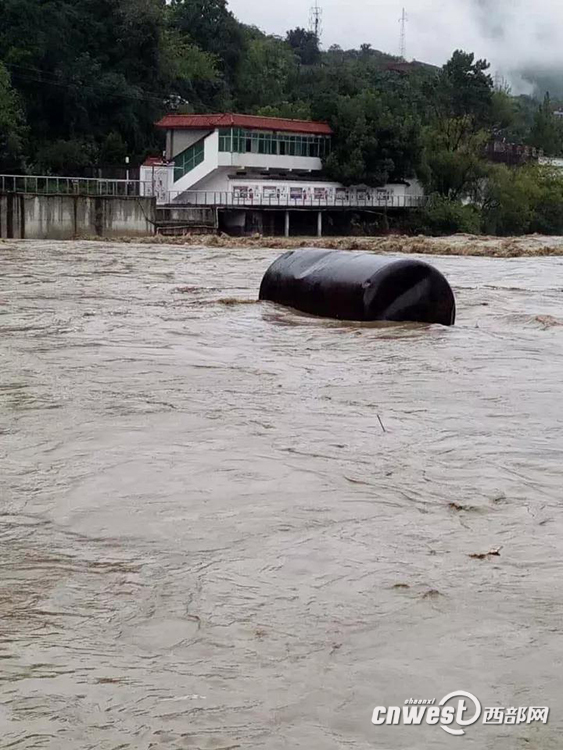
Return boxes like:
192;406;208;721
2;0;563;233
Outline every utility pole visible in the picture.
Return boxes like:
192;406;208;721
309;0;323;43
399;7;408;61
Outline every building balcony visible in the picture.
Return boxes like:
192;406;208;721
218;151;323;172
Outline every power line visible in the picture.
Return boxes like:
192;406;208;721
399;7;408;61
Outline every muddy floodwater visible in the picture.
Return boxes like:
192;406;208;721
2;240;563;749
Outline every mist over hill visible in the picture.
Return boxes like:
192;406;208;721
468;0;563;98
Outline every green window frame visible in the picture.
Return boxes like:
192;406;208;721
214;128;332;158
173;140;205;182
219;129;232;152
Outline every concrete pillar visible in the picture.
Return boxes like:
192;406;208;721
284;210;290;238
317;211;323;238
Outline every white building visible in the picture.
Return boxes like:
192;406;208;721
140;113;424;208
539;156;563;169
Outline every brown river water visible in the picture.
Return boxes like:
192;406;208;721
1;240;563;749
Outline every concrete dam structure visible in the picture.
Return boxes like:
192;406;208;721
0;194;156;240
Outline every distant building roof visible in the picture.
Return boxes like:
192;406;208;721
486;140;542;165
155;113;333;135
384;62;413;74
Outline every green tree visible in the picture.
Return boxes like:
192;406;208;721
235;34;299;112
481;164;535;235
35;139;98;175
286;28;320;66
481;164;563;236
160;28;221;111
439;50;494;125
529;165;563;233
0;61;26;171
415;195;482;236
422;50;496;198
425;50;495;150
528;93;563;156
321;90;423;186
0;0;171;164
502;95;539;144
99;132;128;165
490;90;516;135
169;0;245;87
257;102;312;120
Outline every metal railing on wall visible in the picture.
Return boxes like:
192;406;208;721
165;190;427;209
0;174;151;197
0;175;427;209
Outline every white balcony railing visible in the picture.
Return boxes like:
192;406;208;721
166;190;427;209
0;175;427;209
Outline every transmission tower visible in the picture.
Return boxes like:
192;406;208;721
399;8;408;60
309;0;323;43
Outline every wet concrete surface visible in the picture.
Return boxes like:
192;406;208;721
1;240;563;748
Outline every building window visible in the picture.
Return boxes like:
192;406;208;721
218;128;232;152
216;128;331;158
174;139;205;182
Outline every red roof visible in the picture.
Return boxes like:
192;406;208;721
155;113;333;136
142;155;168;166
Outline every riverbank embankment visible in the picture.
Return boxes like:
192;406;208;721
106;232;563;258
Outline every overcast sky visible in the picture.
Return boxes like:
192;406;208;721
228;0;560;91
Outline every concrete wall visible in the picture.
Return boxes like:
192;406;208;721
168;129;210;160
0;194;23;238
171;130;220;194
156;206;216;225
0;194;155;239
184;167;234;193
180;173;425;204
140;164;175;202
217;150;323;174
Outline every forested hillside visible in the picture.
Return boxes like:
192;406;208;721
3;0;563;234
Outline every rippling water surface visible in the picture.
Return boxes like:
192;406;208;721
1;240;563;749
